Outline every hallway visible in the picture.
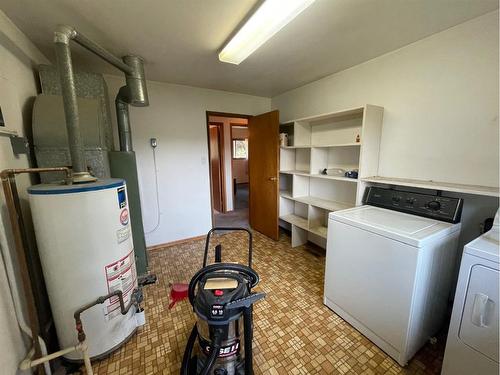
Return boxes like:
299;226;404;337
214;183;249;228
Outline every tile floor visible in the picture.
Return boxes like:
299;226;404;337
86;230;444;374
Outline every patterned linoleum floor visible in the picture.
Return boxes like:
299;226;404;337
86;231;444;374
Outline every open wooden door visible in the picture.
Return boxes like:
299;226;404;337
249;110;280;240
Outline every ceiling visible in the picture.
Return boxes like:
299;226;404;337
1;0;498;97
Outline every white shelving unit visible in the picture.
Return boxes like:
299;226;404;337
279;105;384;248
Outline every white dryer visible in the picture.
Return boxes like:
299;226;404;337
324;186;463;366
441;211;499;375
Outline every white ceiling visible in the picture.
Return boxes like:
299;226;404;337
1;0;498;97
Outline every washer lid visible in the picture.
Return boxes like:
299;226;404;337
329;205;460;247
465;228;499;264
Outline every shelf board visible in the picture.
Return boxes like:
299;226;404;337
280;145;311;149
309;174;358;183
312;142;361;148
280;170;310;176
279;214;309;230
280;193;353;212
362;176;500;198
291;106;365;123
296;196;353;211
280;171;358;183
309;226;328;239
280;142;361;149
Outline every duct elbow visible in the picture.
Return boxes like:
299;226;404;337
54;25;76;44
123;55;149;107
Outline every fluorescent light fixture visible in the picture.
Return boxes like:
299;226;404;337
219;0;315;65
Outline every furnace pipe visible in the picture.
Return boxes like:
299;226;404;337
53;40;87;177
53;25;149;180
115;86;133;152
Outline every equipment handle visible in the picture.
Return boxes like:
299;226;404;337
203;227;253;268
226;292;266;310
188;263;260;306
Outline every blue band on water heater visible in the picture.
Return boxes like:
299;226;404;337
27;179;125;195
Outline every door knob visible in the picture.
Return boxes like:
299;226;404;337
268;177;277;181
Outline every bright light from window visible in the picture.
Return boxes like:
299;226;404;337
219;0;315;65
233;139;248;159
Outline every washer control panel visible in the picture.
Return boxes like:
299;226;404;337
364;187;463;223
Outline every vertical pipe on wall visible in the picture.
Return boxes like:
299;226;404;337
115;87;133;152
53;33;87;176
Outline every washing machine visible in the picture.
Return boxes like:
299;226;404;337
324;186;463;366
441;210;499;375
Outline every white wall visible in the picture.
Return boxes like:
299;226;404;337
105;76;270;246
273;10;499;189
0;9;49;374
272;10;499;250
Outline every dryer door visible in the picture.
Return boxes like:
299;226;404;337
459;264;499;362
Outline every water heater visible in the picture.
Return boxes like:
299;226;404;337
28;179;139;360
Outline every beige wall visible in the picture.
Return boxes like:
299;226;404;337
0;9;49;374
105;76;269;246
231;126;249;184
273;11;499;189
272;11;499;250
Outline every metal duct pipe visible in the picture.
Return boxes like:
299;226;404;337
53;24;149;181
123;55;149;107
115;86;133;152
115;56;149;151
54;40;88;179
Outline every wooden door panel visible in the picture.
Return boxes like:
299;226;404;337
209;126;222;212
249;110;279;240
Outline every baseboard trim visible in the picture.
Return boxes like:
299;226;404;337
147;235;206;252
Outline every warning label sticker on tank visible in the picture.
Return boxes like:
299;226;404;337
103;250;137;320
116;226;131;243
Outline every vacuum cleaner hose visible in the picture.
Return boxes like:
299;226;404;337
180;325;224;375
200;330;223;375
180;324;198;375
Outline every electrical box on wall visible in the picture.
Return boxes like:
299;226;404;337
10;136;29;155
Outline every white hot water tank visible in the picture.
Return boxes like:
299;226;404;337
28;178;139;360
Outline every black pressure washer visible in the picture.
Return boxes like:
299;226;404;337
180;227;265;375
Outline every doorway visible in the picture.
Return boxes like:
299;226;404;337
207;113;250;228
206;110;280;239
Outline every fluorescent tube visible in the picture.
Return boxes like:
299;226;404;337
219;0;315;65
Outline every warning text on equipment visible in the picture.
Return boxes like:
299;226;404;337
104;250;137;320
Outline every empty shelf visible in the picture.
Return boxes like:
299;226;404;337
312;142;361;148
280;170;310;176
309;174;358;183
295;196;353;211
280;145;311;149
309;226;328;239
279;214;309;230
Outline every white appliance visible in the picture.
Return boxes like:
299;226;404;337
441;210;499;375
324;187;463;366
28;179;139;360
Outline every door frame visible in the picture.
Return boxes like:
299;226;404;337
208;121;226;214
206;111;251;227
